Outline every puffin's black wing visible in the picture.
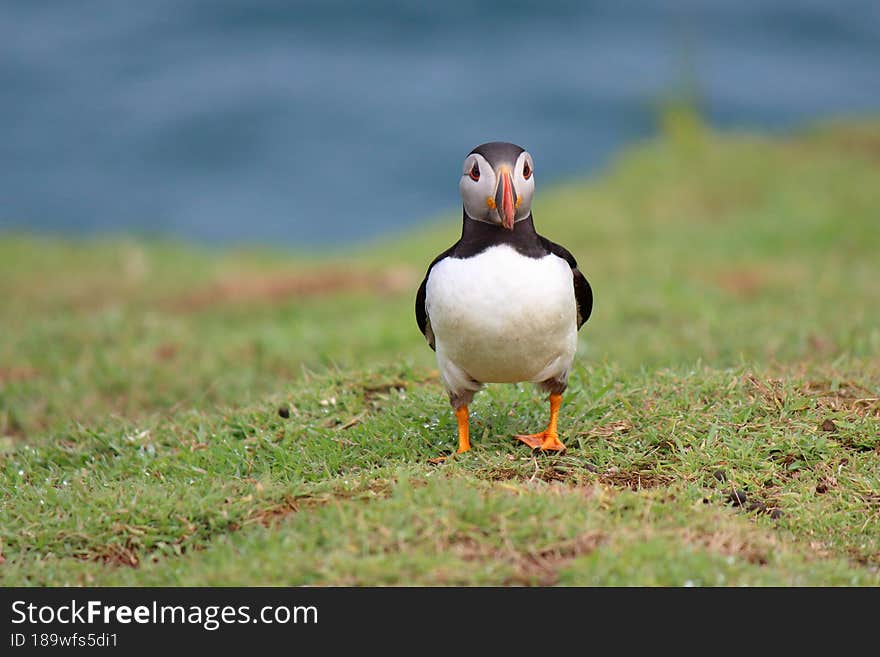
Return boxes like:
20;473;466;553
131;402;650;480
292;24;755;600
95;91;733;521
539;236;593;329
416;244;459;351
415;274;434;351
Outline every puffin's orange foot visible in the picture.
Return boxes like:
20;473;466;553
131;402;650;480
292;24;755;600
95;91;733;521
515;430;566;452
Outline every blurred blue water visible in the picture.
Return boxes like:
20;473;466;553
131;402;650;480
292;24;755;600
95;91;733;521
1;1;879;245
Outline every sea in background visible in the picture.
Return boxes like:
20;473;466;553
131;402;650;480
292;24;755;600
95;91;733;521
2;0;879;246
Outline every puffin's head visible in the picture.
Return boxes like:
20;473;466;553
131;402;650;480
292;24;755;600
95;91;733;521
459;141;534;230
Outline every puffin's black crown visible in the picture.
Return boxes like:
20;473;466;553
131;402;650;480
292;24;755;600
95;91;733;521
469;141;525;166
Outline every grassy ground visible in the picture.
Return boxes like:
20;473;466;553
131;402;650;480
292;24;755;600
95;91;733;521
1;116;878;585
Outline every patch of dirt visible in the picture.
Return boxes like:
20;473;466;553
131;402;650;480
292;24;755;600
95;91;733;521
154;343;178;361
0;367;40;384
452;531;607;586
246;481;397;527
814;478;836;495
479;457;599;485
802;380;880;418
745;374;786;411
715;269;766;299
480;466;524;481
75;542;141;568
480;459;672;491
245;495;329;527
846;547;880;567
360;370;440;410
679;528;772;566
768;450;807;475
169;266;416;312
857;491;880;507
361;372;438;405
579;420;632;438
362;380;408;403
599;468;674;491
819;125;880;162
539;464;597;483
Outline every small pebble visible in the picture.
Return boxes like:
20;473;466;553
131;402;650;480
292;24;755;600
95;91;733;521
278;406;290;419
726;489;748;507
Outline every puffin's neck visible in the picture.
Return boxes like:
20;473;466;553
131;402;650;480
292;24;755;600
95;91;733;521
458;210;543;257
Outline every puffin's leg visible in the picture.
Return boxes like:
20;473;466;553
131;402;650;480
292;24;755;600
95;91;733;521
428;365;479;462
515;393;566;452
428;405;470;463
455;405;470;454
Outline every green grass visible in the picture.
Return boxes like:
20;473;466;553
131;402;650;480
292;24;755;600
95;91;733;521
1;116;878;585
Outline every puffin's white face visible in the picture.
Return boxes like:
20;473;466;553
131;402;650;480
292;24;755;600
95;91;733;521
459;150;535;229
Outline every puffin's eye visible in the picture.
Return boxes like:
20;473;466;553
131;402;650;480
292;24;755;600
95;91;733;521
469;162;480;181
523;161;532;180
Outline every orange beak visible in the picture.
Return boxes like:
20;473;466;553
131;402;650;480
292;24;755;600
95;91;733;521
494;170;516;230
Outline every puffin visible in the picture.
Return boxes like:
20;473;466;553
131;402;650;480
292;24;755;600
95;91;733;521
416;141;592;456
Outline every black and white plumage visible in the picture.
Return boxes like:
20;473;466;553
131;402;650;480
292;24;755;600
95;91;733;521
416;142;592;455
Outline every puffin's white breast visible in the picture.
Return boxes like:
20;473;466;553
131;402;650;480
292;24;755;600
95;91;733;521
425;244;577;386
